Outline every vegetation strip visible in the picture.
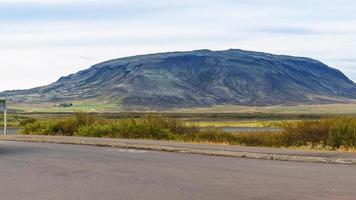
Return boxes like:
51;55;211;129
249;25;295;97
17;113;356;150
1;135;356;165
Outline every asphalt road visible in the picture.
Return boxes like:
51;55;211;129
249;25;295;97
1;142;356;200
0;128;19;135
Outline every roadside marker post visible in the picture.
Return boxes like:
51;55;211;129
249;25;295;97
0;100;6;135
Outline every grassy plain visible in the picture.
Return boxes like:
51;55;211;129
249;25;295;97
3;101;356;151
171;103;356;115
7;101;356;115
4;103;355;129
11;101;118;113
3;102;356;150
184;120;300;128
0;114;26;127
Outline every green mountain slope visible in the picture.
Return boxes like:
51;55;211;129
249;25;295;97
1;49;356;110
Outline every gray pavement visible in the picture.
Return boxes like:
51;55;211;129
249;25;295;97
0;128;19;135
1;141;356;200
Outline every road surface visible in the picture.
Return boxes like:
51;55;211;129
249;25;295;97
1;141;356;200
0;128;19;135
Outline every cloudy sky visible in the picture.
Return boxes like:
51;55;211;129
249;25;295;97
1;0;356;91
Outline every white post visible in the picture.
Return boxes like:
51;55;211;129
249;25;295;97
1;100;6;135
4;109;7;135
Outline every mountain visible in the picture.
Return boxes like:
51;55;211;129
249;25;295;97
1;49;356;110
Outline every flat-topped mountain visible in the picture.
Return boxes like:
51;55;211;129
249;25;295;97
1;49;356;109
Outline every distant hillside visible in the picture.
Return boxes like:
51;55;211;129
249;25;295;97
1;49;356;110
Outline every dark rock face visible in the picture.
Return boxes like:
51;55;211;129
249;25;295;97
1;49;356;109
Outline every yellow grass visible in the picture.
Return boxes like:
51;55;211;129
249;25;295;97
184;120;301;128
170;103;356;115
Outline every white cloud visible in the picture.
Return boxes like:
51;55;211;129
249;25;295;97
0;0;115;5
0;0;356;91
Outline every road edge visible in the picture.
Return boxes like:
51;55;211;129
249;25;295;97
1;135;356;165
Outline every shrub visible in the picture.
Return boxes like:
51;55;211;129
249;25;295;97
50;118;78;136
76;119;179;140
21;120;55;135
183;128;236;144
277;119;331;146
19;118;37;127
75;112;97;127
273;117;356;148
21;112;98;136
327;118;356;148
234;132;283;147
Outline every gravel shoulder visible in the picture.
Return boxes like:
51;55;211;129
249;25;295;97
2;135;356;165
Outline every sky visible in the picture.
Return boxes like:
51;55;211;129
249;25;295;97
0;0;356;91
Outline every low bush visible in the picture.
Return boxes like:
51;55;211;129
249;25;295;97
271;117;356;148
21;112;98;136
277;119;331;147
19;117;38;127
327;118;356;148
183;128;237;144
76;119;178;140
233;132;283;147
